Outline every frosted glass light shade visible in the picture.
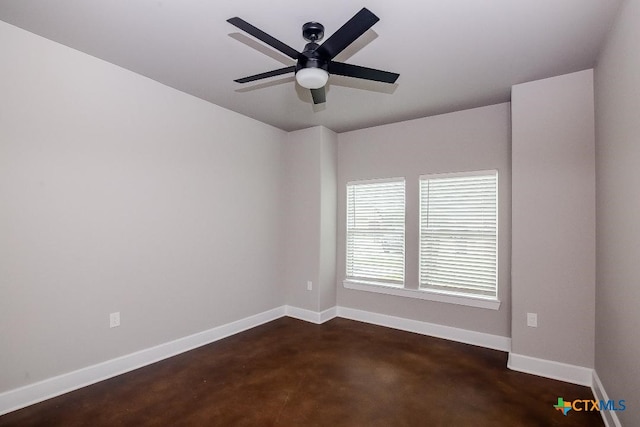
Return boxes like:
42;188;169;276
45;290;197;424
295;68;329;89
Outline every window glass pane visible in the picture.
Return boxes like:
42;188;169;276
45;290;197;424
347;179;405;286
419;171;497;298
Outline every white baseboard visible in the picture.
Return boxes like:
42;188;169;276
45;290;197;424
336;306;511;352
0;306;286;416
285;306;322;323
592;370;622;427
284;306;338;324
319;306;338;323
507;353;593;386
285;305;511;355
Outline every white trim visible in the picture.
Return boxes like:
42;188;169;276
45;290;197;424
592;370;622;427
319;306;338;323
343;280;501;310
284;306;337;324
346;176;405;186
336;306;511;351
507;353;593;386
285;306;322;324
0;306;286;416
419;169;499;180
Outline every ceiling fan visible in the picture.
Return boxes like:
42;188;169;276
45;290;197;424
227;8;399;104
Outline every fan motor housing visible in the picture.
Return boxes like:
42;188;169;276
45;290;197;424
296;43;328;73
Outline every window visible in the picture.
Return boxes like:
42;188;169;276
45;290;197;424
419;171;498;300
346;178;405;287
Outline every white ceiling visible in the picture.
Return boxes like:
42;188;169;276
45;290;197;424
0;0;622;133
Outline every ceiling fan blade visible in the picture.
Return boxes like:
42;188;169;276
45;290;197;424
316;8;379;60
234;66;296;83
310;87;326;104
227;17;300;60
329;62;399;84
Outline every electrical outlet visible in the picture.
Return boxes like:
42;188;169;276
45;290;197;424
527;312;538;328
307;281;312;291
109;312;120;328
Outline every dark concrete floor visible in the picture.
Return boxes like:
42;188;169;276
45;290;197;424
0;317;603;426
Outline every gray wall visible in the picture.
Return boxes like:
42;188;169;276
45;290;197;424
318;127;338;312
594;0;640;424
282;127;322;311
336;103;512;337
511;70;595;368
0;22;286;393
281;126;337;312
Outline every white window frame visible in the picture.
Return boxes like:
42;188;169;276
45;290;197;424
344;177;405;288
343;171;500;311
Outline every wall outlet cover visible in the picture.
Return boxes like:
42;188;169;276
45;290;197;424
526;312;538;327
110;312;121;328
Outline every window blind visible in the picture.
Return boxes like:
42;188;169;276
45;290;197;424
346;179;405;286
419;171;497;298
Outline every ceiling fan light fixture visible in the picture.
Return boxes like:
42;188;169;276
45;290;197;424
228;8;399;104
295;68;329;89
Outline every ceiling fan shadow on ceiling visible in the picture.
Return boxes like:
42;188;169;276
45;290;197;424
227;7;399;105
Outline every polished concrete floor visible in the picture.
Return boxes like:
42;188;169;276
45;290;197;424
0;317;603;426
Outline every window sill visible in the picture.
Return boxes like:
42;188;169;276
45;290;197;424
343;280;501;310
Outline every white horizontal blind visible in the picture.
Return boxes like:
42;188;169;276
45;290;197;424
346;179;405;286
419;171;497;298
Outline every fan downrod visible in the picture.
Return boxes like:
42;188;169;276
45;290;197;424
302;22;324;42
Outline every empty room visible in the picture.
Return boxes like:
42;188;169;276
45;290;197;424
0;1;638;426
